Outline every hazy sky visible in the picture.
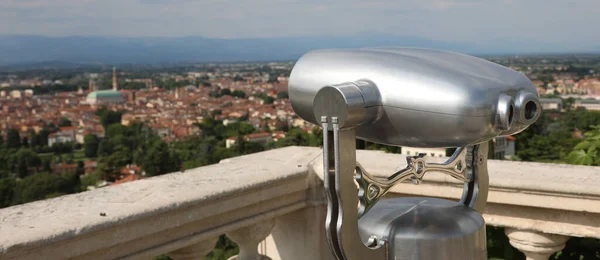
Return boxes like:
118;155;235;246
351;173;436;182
0;0;598;47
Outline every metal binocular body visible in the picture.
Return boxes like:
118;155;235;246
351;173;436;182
288;48;540;260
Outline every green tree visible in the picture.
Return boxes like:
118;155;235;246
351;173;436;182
515;111;580;163
38;128;51;147
263;96;275;105
11;172;80;205
0;178;16;208
64;152;75;164
21;136;29;147
276;91;289;99
96;145;133;181
84;134;99;158
204;235;239;260
567;125;600;166
97;140;112;157
76;161;85;175
81;171;103;190
141;138;180;176
42;159;52;173
275;128;310;147
231;90;246;98
6;129;21;149
220;88;232;97
106;124;130;139
59;117;72;127
96;107;123;129
308;127;323;147
196;117;221;138
29;130;42;148
14;148;41;178
220;122;255;138
551;237;600;259
562;97;575;111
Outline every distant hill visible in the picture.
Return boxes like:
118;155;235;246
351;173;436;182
0;34;596;66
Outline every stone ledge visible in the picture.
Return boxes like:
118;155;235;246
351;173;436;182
0;146;322;260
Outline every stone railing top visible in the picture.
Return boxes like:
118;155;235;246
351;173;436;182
0;146;321;259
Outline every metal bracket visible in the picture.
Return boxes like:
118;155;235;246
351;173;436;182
356;146;488;217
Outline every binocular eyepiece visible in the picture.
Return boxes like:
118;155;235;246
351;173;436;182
289;47;540;147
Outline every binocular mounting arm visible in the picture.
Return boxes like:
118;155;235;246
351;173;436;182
356;146;473;218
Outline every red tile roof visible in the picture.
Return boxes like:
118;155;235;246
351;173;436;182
111;174;142;185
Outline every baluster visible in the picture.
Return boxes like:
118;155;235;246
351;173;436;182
505;228;570;260
227;219;276;260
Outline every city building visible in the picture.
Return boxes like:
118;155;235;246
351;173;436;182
402;147;446;157
112;67;118;91
86;90;125;105
493;136;516;159
48;132;74;147
573;99;600;111
86;67;124;104
540;98;563;111
226;132;273;148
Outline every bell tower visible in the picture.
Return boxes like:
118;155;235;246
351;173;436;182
112;66;118;91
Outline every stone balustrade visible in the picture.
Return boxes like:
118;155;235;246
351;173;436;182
0;146;598;260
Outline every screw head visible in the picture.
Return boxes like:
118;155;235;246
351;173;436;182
366;235;382;249
410;176;419;185
415;161;424;175
367;185;379;199
455;161;463;172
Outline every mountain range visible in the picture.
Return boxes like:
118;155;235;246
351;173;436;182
0;33;598;66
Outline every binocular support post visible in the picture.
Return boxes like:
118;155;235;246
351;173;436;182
322;117;388;260
317;86;489;260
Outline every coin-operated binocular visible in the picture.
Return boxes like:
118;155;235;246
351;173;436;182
288;48;540;260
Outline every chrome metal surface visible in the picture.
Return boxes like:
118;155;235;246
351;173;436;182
313;81;382;130
303;48;514;260
508;91;542;135
356;146;471;217
358;197;487;260
460;143;489;212
290;47;540;147
316;86;490;259
322;117;387;260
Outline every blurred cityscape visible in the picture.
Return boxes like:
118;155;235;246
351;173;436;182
1;55;600;197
